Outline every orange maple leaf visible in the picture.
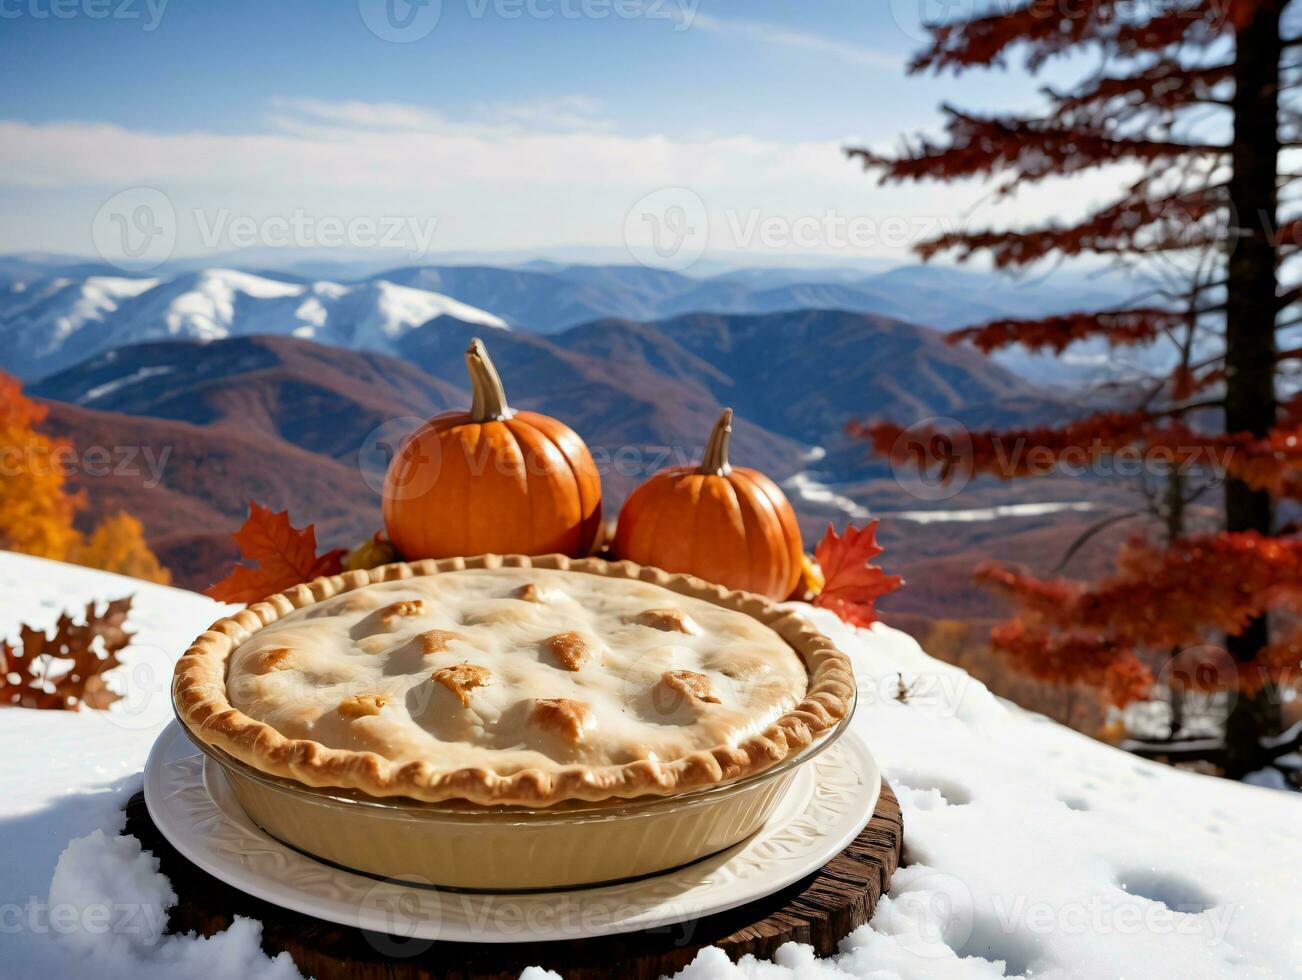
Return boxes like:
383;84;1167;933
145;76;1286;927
206;502;345;604
1;597;133;711
812;521;903;628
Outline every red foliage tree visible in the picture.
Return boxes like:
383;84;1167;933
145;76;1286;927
849;0;1302;776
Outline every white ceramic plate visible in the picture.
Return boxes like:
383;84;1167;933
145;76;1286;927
144;720;880;944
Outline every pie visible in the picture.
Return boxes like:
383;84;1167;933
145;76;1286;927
173;554;854;807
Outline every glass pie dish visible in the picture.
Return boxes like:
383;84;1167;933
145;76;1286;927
184;703;854;892
172;555;858;891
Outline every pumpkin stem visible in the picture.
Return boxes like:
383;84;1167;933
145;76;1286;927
700;408;734;476
466;338;512;421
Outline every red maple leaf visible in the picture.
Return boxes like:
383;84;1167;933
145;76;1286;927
206;502;345;604
812;521;903;628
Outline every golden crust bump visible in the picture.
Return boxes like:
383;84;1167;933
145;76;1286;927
247;647;295;673
432;663;491;707
542;631;592;671
379;599;426;625
531;697;591;743
333;592;382;615
418;629;462;654
660;668;721;705
171;554;856;807
513;582;554;603
356;636;391;656
626;608;700;635
338;693;387;718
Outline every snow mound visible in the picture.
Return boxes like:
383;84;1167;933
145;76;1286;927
0;551;1298;980
43;830;301;979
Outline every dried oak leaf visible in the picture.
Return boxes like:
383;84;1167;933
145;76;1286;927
206;502;345;604
0;596;133;711
812;521;903;628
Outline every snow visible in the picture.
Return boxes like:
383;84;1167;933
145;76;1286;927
0;275;160;357
783;471;871;519
2;550;1299;979
884;502;1099;524
128;270;507;350
78;365;176;404
334;278;509;349
0;269;508;376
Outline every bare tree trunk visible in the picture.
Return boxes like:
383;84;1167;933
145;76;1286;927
1165;467;1187;739
1222;0;1283;777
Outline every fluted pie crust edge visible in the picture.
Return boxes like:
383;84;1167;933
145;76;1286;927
172;554;855;806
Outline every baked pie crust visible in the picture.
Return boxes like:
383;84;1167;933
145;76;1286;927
173;554;854;806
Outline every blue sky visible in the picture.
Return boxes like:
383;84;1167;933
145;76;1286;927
0;0;1118;265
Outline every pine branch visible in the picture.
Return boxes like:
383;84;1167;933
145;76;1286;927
911;0;1238;75
910;186;1230;266
1044;60;1234;119
848;108;1224;188
948;307;1189;354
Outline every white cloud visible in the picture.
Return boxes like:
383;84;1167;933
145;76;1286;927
0;100;854;192
0;98;1131;261
684;12;900;69
484;95;614;133
266;97;451;131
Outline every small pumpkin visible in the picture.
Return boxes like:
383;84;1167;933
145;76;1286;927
341;531;401;572
614;408;803;600
788;553;825;602
382;338;602;560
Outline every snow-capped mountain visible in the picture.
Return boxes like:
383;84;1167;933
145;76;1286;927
0;268;506;379
0;257;1142;382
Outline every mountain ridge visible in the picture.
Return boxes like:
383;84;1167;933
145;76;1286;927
1;260;1131;381
0;268;507;379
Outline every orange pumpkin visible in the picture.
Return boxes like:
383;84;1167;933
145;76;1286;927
383;338;602;560
614;408;803;600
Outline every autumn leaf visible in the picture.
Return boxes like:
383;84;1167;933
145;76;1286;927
206;502;345;604
812;521;903;628
1;597;133;711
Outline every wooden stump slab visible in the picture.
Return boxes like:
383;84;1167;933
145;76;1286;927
123;781;901;980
